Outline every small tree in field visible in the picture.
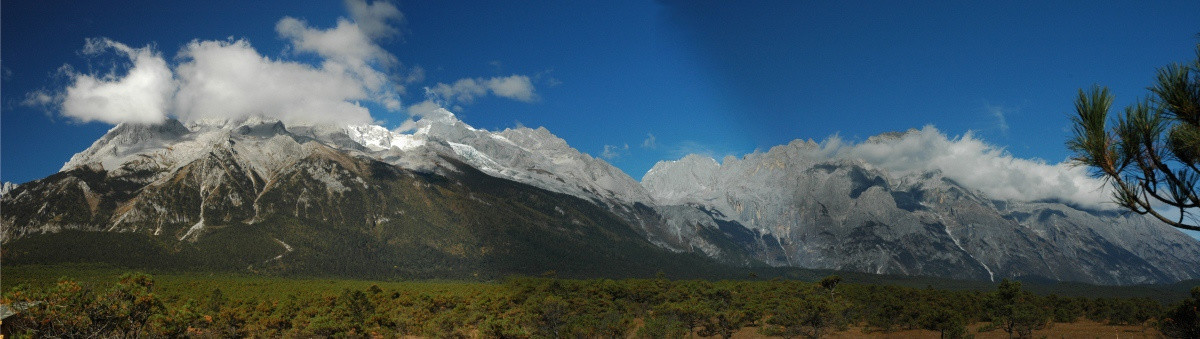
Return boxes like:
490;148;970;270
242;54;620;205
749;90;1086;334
759;290;848;339
989;279;1048;338
1158;286;1200;338
819;275;842;298
920;303;967;339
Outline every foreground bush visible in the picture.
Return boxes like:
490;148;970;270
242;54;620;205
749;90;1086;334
1158;287;1200;339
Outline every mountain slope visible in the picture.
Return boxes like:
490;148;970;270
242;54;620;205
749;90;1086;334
6;114;1200;285
642;138;1200;284
1;118;718;279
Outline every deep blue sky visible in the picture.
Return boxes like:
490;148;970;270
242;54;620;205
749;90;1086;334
3;0;1199;185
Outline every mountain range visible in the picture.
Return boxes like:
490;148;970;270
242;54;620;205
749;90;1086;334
4;108;1199;284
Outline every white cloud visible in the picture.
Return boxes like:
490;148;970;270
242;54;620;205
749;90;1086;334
827;126;1112;210
403;66;425;84
276;12;402;112
428;74;538;107
172;39;374;125
602;144;630;160
485;75;536;102
30;0;545;128
33;1;411;127
987;105;1010;133
343;0;404;40
406;100;447;119
58;38;175;124
642;133;657;149
395;99;451;132
533;68;562;87
22;90;59;108
429;78;489;105
276;17;396;68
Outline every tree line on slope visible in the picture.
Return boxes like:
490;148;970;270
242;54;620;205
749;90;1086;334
3;273;1197;338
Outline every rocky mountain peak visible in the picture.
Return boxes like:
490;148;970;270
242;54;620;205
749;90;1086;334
863;128;922;144
338;109;654;206
642;155;720;205
234;119;289;138
0;182;18;196
60;118;191;172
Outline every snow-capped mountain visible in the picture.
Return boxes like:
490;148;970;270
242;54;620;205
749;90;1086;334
1;114;706;279
50;108;652;209
5;111;1200;284
342;107;654;207
642;138;1200;284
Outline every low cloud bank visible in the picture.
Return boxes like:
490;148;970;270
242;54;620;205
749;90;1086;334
824;126;1112;210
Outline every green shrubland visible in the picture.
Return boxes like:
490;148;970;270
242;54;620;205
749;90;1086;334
3;267;1191;338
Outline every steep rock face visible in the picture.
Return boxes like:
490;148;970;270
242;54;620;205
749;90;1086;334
642;139;1200;284
1;182;19;196
2;165;140;241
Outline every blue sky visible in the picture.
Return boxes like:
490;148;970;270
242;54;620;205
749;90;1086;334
3;0;1199;189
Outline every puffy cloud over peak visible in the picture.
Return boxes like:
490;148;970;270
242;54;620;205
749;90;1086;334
276;17;396;67
33;1;409;127
429;78;489;105
428;75;538;107
344;0;405;40
275;12;402;112
394;99;454;133
59;38;174;124
824;126;1113;210
486;75;537;102
172;39;374;126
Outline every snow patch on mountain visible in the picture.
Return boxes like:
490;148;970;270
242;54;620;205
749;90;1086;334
60;117;316;184
340;109;654;206
180;218;204;242
344;124;425;151
448;142;502;173
61;119;190;172
57;105;654;211
0;182;17;196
